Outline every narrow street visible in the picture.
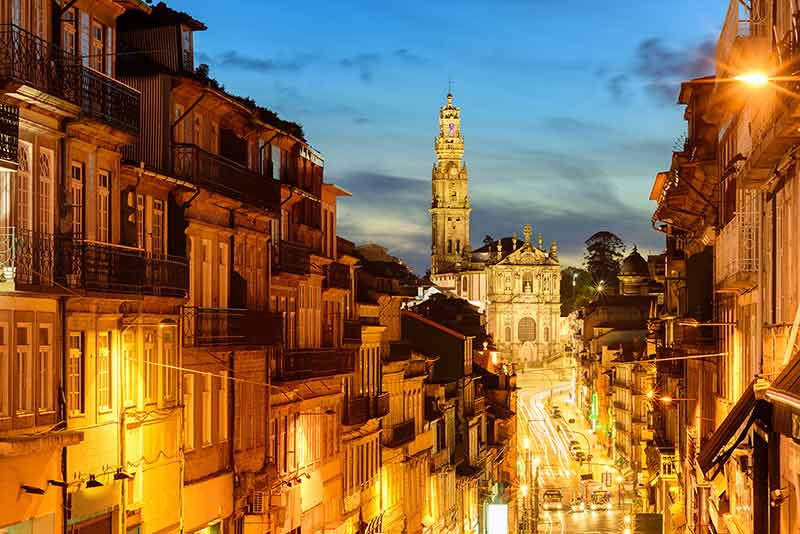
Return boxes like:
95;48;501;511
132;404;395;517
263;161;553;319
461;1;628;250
517;369;628;534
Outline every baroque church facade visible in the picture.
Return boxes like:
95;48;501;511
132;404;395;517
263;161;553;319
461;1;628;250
429;93;561;367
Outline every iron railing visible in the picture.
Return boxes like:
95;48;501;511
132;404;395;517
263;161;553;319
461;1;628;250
344;392;391;426
0;227;15;281
273;347;355;381
0;24;81;105
0;99;19;166
376;392;389;418
383;420;415;448
14;230;56;286
715;192;760;287
80;66;140;134
325;261;350;289
275;241;311;275
404;359;427;379
172;143;280;211
183;307;282;347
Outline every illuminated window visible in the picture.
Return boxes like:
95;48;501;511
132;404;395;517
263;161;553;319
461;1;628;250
202;374;212;446
183;374;194;450
16;142;32;232
97;331;111;412
15;324;32;414
97;170;110;242
161;326;177;403
70;162;84;236
123;329;137;407
523;272;533;293
38;149;53;234
143;330;156;403
67;332;84;414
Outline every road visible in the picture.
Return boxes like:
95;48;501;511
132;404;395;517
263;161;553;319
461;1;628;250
517;368;629;534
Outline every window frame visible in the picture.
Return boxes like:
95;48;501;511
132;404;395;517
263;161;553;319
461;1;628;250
97;169;111;243
67;332;84;415
70;162;84;237
15;322;33;415
38;324;53;413
97;330;112;413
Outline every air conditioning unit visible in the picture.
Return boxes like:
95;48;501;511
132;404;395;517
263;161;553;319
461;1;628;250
247;491;265;515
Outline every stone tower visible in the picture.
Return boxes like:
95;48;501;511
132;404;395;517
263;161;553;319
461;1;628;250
430;92;471;274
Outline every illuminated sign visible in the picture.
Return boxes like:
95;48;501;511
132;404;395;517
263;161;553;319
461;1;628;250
486;504;508;534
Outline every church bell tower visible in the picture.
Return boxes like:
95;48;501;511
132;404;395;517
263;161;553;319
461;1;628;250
430;92;471;274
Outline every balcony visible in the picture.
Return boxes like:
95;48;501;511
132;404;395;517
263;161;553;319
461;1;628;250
387;341;413;362
183;307;282;347
275;241;311;275
9;235;186;296
325;262;350;290
383;420;415;448
172;143;280;212
474;396;486;415
0;24;81;109
404;359;427;379
343;320;362;344
0;99;18;168
715;202;759;292
431;448;450;472
273;347;355;381
344;393;389;426
79;66;140;136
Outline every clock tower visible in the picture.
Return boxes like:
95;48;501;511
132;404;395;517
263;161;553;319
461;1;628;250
430;92;471;274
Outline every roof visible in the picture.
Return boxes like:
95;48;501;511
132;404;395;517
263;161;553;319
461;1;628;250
118;2;206;31
620;247;649;276
401;310;465;340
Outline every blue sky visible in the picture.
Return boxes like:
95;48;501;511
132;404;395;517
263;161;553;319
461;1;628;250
177;0;729;273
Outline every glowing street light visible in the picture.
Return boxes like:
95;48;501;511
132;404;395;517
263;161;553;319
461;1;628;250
734;71;770;87
521;484;529;497
646;390;655;400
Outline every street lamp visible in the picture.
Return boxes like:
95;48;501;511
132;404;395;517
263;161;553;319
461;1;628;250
734;71;770;86
616;474;624;507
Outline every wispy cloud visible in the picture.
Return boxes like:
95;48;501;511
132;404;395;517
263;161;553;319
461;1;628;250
633;37;715;103
198;50;318;73
339;49;429;83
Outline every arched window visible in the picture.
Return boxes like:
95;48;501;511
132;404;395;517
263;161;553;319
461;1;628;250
522;272;533;293
518;317;536;342
504;326;511;343
543;326;550;342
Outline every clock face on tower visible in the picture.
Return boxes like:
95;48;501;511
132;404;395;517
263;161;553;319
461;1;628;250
449;122;455;137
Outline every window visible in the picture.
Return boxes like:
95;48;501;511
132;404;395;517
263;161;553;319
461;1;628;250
219;371;228;441
62;9;77;56
97;331;111;412
71;162;84;236
504;274;511;292
183;374;194;451
218;241;229;308
80;11;90;67
202;374;212;446
0;324;7;417
447;240;452;253
181;28;193;71
162;326;177;403
518;317;536;342
67;333;84;414
16;142;32;231
38;325;52;412
504;326;511;343
143;330;156;403
152;199;164;257
271;144;282;180
123;330;137;407
192;115;202;147
97;170;110;242
39;149;53;234
543;326;550;343
136;194;145;249
201;239;212;307
90;20;105;72
456;240;460;254
15;324;32;414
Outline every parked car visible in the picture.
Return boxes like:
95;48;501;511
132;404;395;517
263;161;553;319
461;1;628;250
542;489;564;511
570;497;586;513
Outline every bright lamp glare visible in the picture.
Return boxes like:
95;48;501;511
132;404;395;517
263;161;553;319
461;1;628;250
734;72;769;86
487;504;508;534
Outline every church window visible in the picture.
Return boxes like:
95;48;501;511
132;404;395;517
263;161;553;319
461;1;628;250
461;276;467;293
456;240;460;253
504;275;511;292
544;327;550;342
504;326;511;343
448;240;452;253
522;272;533;293
518;318;536;342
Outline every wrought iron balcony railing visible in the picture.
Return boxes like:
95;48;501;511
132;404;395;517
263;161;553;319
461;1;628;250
273;347;355;381
383;419;415;448
80;66;140;134
345;392;391;425
325;261;350;289
715;197;760;291
183;307;282;347
172;143;280;212
275;241;311;275
0;24;81;105
0;99;18;167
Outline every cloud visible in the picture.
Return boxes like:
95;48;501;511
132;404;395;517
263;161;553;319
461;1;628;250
353;117;371;125
607;73;631;102
200;50;317;73
339;48;427;83
632;37;715;103
392;48;427;64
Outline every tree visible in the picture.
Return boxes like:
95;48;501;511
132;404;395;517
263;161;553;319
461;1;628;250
583;231;625;292
560;267;594;315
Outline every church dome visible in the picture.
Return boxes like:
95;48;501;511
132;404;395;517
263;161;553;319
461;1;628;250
620;247;649;276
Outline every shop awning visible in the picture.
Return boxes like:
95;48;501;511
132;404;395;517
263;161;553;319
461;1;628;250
767;354;800;437
698;381;761;476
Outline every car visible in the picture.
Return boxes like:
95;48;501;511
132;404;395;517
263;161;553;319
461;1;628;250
542;489;563;511
570;497;586;513
589;490;612;511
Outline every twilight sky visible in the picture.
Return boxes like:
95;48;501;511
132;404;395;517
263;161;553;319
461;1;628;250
177;0;728;273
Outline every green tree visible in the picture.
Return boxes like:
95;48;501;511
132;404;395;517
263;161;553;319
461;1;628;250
583;231;625;291
560;267;594;315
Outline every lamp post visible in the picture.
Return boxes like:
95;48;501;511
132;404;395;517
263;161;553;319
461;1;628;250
616;474;624;508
